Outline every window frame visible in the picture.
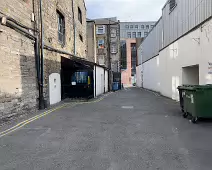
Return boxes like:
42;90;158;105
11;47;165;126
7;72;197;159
127;32;131;38
57;10;65;45
98;39;105;48
146;25;150;30
96;25;105;35
110;43;117;54
135;25;138;29
141;25;144;29
130;25;133;29
137;32;141;38
125;25;129;29
132;32;136;38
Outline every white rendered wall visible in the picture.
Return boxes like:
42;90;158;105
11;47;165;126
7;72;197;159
136;65;143;88
95;66;105;96
105;70;109;93
143;19;212;101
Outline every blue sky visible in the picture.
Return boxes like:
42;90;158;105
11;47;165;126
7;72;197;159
85;0;167;22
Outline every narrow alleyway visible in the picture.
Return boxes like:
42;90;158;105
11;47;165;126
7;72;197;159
1;88;212;170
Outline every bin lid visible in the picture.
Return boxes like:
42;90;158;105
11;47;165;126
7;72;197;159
177;85;196;90
178;85;212;91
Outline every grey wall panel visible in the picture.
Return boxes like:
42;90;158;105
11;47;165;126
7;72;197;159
142;0;212;63
142;19;162;63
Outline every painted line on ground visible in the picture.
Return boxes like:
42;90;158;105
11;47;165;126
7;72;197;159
142;88;161;97
0;92;112;138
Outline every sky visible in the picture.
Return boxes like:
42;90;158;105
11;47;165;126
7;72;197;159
85;0;167;22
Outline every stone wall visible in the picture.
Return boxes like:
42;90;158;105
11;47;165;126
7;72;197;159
73;0;87;58
0;0;34;28
33;0;87;105
86;21;96;63
90;18;121;72
0;24;38;119
0;0;87;119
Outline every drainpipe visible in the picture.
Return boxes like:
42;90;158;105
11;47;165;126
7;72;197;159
39;0;45;109
72;0;76;55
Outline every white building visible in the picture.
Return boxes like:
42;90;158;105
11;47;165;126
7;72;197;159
140;0;212;101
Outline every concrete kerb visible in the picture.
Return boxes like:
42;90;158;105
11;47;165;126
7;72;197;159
139;87;161;97
0;92;114;138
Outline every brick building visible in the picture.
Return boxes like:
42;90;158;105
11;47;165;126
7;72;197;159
121;39;137;87
0;0;87;119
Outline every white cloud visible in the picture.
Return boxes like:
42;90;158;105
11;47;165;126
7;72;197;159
85;0;167;21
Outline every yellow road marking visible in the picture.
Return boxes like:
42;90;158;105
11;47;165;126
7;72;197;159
0;103;76;138
0;93;112;138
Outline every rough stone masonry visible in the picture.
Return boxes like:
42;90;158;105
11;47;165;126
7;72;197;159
0;0;87;120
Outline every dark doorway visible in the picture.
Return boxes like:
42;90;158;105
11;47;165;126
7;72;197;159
61;57;94;99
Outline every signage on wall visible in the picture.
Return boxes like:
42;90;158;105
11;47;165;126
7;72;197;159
208;62;212;74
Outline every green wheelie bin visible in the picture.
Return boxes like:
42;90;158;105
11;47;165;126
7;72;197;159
177;85;192;114
183;85;212;123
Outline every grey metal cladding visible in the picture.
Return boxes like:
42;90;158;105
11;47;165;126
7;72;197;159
142;19;162;63
142;0;212;63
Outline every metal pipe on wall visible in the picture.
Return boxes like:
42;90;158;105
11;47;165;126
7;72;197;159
39;0;45;109
72;0;76;55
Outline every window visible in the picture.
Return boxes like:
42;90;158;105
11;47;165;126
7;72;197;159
57;10;65;45
151;25;154;29
125;25;129;29
111;44;117;54
72;72;88;84
98;39;105;48
79;34;83;42
135;25;138;29
98;55;105;65
132;32;136;38
96;25;105;34
170;0;176;11
146;25;149;29
127;32;131;38
78;7;82;24
111;28;117;38
131;43;137;76
141;25;144;29
130;25;133;29
144;32;148;37
121;40;127;69
137;32;141;37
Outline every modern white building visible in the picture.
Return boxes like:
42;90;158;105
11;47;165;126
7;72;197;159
140;0;212;101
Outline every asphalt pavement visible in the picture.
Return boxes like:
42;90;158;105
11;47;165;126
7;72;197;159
1;88;212;170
